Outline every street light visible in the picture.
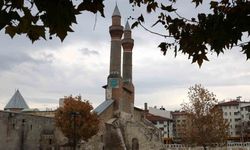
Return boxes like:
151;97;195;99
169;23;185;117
71;112;80;150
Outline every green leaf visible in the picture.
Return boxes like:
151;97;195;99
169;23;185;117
174;45;177;57
5;25;17;38
131;21;139;29
161;4;176;12
146;2;158;13
242;43;250;60
197;57;203;67
0;10;11;30
138;14;144;23
11;0;24;9
35;0;77;41
198;13;206;22
77;0;105;17
192;0;203;7
210;1;218;9
0;0;3;8
27;25;46;43
158;42;167;55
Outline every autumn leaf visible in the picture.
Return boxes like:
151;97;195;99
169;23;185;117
54;95;99;145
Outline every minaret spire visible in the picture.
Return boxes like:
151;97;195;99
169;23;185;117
109;4;123;75
122;21;134;83
112;3;121;16
125;21;131;31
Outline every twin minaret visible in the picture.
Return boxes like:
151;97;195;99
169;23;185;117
106;5;134;114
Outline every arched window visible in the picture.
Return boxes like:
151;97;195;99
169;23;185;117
132;138;139;150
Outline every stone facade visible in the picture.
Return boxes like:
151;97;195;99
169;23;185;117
84;5;168;150
0;110;66;150
86;110;166;150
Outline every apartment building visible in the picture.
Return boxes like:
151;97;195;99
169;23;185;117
217;99;250;141
146;106;174;143
171;111;187;143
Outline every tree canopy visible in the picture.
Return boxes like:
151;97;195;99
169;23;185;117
0;0;104;42
130;0;250;66
181;84;228;149
1;0;250;66
54;95;99;147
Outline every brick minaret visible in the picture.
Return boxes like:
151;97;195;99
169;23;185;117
109;4;123;75
106;5;124;112
122;21;135;113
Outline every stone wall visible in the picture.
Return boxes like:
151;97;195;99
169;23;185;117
84;103;114;150
85;107;163;150
0;110;65;150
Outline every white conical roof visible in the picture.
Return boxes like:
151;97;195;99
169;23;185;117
112;4;121;16
4;90;29;110
125;21;131;30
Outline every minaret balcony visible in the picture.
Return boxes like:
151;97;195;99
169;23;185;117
109;25;124;37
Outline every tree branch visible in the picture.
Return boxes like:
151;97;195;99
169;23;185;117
138;22;174;38
174;11;199;23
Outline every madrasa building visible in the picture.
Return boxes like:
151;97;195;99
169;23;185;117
0;5;166;150
85;5;164;150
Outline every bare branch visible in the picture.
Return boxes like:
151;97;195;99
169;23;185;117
138;22;174;38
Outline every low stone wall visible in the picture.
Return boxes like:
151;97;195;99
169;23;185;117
163;143;250;150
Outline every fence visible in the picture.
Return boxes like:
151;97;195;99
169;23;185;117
163;142;250;150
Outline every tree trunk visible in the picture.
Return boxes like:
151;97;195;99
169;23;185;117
203;145;207;150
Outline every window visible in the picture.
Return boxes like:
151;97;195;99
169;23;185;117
49;139;52;145
224;112;228;116
101;135;103;142
229;112;231;115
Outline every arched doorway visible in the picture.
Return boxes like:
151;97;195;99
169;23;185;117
132;138;139;150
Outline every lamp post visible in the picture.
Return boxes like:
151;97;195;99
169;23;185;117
21;119;26;150
71;112;80;150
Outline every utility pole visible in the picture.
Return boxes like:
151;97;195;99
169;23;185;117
20;119;25;150
71;112;80;150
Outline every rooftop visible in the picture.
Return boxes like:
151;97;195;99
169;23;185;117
4;90;29;110
125;21;131;30
93;100;114;115
112;4;121;16
145;113;172;122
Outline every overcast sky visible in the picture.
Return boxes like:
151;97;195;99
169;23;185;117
0;0;250;111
